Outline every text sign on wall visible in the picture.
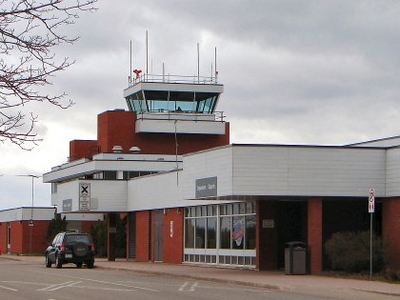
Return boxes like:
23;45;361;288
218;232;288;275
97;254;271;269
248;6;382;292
79;182;91;211
195;176;217;198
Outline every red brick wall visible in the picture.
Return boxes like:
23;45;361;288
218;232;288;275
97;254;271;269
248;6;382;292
97;110;136;153
135;211;150;262
0;223;6;254
10;222;23;254
0;220;101;255
162;208;184;264
382;197;400;270
69;140;99;161
257;200;278;270
21;221;50;254
97;110;230;155
308;198;323;274
81;221;100;235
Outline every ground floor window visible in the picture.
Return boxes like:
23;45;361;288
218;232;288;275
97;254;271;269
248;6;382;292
184;201;256;268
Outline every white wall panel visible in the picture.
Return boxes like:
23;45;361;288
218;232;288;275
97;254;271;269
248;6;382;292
128;172;179;211
136;119;226;134
127;172;216;211
231;146;386;197
0;207;55;222
54;180;127;213
386;147;400;196
182;146;233;198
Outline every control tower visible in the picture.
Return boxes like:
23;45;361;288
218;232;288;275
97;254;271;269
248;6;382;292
124;73;226;135
115;72;230;155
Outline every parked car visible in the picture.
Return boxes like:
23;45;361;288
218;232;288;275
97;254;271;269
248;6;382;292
44;231;96;268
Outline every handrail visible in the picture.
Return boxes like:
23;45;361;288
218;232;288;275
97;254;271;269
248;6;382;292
128;73;219;87
136;111;225;122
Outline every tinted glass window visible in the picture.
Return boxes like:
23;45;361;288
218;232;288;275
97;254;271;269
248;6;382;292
64;234;91;244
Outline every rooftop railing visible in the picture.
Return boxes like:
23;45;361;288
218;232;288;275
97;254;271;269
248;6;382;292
128;73;219;87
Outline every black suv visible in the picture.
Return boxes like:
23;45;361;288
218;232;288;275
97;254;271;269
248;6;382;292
45;231;96;268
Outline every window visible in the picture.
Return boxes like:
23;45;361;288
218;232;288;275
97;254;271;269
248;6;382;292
195;219;205;248
232;216;245;249
185;219;195;248
245;215;256;249
184;202;256;267
220;216;231;249
206;217;217;249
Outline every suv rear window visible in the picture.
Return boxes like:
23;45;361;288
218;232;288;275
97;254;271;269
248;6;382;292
64;234;91;244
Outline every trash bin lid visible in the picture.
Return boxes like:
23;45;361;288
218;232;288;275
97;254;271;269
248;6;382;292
285;241;307;249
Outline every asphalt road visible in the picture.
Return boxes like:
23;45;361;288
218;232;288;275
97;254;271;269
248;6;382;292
0;257;397;300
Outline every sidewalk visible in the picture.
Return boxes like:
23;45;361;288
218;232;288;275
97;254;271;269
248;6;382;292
2;254;400;297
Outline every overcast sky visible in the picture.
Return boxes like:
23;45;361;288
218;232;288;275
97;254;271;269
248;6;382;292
1;0;400;209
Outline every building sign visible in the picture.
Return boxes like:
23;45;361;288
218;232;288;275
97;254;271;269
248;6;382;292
195;176;217;198
262;219;275;229
63;199;72;212
79;182;91;211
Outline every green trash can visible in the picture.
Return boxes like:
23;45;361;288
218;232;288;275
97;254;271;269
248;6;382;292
284;241;308;275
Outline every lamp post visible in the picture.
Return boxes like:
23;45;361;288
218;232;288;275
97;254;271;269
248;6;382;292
18;174;39;254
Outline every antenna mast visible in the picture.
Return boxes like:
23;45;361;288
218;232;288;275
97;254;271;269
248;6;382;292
214;47;218;83
146;30;149;75
129;40;133;83
197;42;200;83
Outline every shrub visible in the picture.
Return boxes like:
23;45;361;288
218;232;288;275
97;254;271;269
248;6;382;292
325;231;384;273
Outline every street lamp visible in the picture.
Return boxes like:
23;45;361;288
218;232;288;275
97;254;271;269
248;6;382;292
17;174;40;254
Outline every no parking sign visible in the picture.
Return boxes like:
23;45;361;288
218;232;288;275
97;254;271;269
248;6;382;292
368;188;375;213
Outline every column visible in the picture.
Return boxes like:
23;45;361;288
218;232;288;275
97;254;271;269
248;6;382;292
382;198;400;270
308;198;322;274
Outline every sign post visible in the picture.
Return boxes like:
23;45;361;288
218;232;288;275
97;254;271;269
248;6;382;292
368;188;375;279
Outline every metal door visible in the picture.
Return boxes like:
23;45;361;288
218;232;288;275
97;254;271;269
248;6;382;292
128;213;136;260
154;210;163;262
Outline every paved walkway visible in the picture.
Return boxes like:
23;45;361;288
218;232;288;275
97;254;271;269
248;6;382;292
2;254;400;297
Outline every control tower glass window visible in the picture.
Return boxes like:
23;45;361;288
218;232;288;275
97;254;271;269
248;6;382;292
126;90;219;114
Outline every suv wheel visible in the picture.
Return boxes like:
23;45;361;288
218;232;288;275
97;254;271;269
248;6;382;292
55;254;62;268
86;259;94;268
45;254;51;268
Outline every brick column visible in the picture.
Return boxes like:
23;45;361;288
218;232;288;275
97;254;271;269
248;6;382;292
382;197;400;270
308;198;323;274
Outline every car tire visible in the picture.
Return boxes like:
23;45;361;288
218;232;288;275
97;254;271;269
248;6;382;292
86;259;94;269
45;254;51;268
55;254;62;268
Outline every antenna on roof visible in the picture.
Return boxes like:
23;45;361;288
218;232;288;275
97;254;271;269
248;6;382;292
197;42;200;83
214;47;218;83
146;30;149;75
129;40;133;83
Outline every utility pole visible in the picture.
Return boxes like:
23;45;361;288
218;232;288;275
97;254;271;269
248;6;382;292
18;174;40;254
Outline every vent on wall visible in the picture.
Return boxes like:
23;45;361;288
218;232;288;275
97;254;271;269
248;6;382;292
129;146;141;153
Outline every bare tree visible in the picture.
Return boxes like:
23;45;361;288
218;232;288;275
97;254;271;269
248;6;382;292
0;0;97;149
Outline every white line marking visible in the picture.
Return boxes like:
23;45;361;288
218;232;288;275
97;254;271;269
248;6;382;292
47;280;82;291
38;281;80;292
190;282;198;292
0;285;18;292
179;281;188;291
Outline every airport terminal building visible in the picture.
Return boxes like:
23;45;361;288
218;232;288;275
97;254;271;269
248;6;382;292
43;73;400;274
